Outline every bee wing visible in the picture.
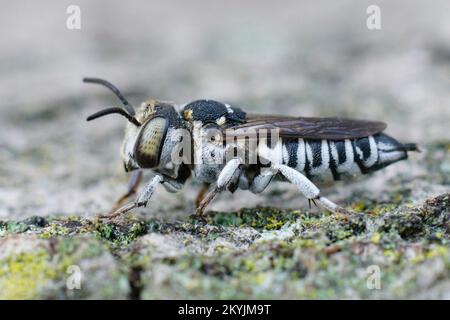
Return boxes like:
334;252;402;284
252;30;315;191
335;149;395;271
223;114;387;140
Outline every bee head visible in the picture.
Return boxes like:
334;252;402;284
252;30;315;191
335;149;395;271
125;100;183;170
84;78;184;171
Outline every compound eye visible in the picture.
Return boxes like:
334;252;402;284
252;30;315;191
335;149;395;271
134;117;168;168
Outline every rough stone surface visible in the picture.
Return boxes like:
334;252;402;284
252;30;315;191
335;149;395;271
1;193;449;299
0;1;449;299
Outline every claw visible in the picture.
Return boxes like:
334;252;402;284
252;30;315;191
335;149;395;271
308;198;318;209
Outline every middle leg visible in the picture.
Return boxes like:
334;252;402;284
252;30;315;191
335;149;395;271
195;182;211;207
195;158;241;218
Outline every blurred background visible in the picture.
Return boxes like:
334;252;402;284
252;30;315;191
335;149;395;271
0;0;449;219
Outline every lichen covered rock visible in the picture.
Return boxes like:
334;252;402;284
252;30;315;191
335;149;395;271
0;233;129;299
1;192;449;299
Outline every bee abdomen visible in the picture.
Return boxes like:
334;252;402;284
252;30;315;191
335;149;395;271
367;133;411;171
283;138;337;181
282;133;411;182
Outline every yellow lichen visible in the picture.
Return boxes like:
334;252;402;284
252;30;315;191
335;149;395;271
244;259;256;272
265;216;284;230
425;246;448;259
371;232;381;244
352;201;367;212
0;250;56;299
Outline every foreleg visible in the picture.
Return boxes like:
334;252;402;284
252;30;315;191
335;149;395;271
161;176;185;193
100;174;164;218
110;170;143;212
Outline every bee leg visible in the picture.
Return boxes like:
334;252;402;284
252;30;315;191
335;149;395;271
99;174;163;219
100;201;139;219
110;170;143;213
308;198;318;209
249;168;276;193
195;186;220;221
273;164;350;215
195;182;211;207
195;158;241;220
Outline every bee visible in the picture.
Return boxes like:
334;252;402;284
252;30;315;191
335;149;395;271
84;78;418;219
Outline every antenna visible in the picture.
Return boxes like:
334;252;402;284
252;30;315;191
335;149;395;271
83;77;135;115
86;107;141;126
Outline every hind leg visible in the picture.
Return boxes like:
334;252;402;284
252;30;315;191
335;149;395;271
273;164;349;214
